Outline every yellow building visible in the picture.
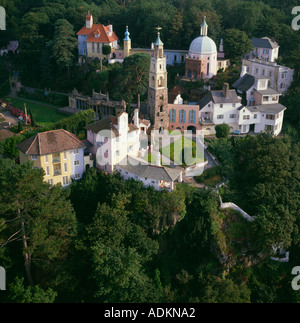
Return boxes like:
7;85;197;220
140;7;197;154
17;129;86;186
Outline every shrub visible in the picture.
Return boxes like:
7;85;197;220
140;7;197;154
215;124;230;139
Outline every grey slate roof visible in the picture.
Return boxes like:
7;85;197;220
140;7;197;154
118;156;182;182
232;74;255;92
241;104;286;114
199;89;240;108
257;103;286;114
256;88;279;95
251;37;279;49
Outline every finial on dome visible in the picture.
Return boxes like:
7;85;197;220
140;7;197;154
124;25;131;41
154;26;164;46
200;16;208;36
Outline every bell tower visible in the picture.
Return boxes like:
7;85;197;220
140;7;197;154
147;27;169;132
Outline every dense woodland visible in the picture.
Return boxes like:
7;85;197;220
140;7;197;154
0;0;300;303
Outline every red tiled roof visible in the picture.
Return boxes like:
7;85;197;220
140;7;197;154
77;24;118;43
17;129;85;155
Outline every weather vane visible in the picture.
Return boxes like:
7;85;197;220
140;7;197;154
155;26;162;33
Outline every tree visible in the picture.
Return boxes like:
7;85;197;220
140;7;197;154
86;194;160;302
116;53;150;103
5;277;57;303
29;109;36;127
223;29;253;63
0;159;77;288
102;44;111;57
50;19;77;80
202;277;251;303
17;121;23;132
215;124;230;138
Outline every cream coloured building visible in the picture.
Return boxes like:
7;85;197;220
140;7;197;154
17;129;87;186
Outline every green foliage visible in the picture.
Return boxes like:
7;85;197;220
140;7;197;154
223;28;253;62
53;109;95;135
102;45;112;56
17;121;23;132
5;277;57;303
215;123;230;138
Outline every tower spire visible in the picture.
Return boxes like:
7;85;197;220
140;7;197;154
200;16;208;36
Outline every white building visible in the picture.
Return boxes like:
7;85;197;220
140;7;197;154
199;83;242;135
187;17;218;78
116;156;183;192
246;37;279;63
85;112;140;173
241;37;294;94
200;82;286;136
85;110;183;191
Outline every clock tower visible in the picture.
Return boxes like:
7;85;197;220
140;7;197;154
147;28;169;132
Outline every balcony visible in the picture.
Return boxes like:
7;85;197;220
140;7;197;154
52;153;61;163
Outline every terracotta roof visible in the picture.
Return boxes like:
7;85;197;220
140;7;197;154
17;129;85;155
77;24;118;43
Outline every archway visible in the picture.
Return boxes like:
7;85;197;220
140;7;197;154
187;125;197;134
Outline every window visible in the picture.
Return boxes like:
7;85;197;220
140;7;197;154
45;155;49;163
64;163;68;173
46;166;50;176
52;153;60;163
217;115;224;119
263;96;269;102
243;115;250;120
47;179;53;185
75;173;81;179
254;114;257;119
63;152;67;160
160;105;163;112
62;176;69;186
53;163;61;176
230;114;236;119
116;150;120;157
31;155;37;160
232;103;236;107
220;104;223;108
266;114;275;120
74;160;80;166
74;149;79;155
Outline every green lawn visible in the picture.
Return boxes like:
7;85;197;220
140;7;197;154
160;136;205;167
5;97;68;127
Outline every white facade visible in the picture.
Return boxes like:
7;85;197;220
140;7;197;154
241;58;294;94
86;112;140;173
200;83;286;136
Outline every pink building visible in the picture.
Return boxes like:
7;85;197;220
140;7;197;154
168;104;201;133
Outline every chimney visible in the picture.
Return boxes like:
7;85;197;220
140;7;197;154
134;109;139;129
241;65;248;77
86;11;93;29
108;24;113;36
223;83;229;98
156;151;161;166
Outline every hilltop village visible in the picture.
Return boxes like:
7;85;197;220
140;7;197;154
0;0;300;304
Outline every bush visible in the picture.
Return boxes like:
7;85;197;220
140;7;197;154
18;88;68;107
195;166;222;184
215;124;230;138
102;45;112;56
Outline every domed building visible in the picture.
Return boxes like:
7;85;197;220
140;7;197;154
185;17;218;80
